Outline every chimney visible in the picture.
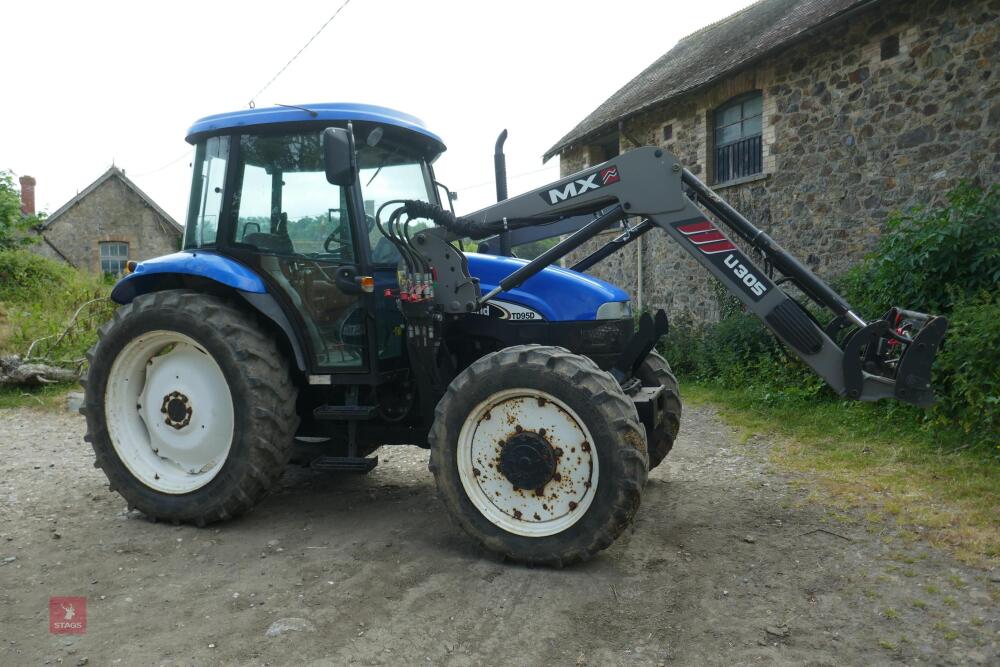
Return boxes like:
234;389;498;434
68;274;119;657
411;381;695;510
19;175;36;216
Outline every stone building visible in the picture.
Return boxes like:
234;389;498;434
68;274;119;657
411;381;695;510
546;0;999;322
29;167;182;273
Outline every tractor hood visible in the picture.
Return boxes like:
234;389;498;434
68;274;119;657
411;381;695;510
465;253;630;322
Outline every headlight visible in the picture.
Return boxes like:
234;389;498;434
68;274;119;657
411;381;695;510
596;301;632;320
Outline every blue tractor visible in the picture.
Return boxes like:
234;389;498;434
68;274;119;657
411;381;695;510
83;103;946;564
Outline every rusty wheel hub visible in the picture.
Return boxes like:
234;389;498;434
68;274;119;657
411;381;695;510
499;431;556;490
457;388;598;537
161;390;192;430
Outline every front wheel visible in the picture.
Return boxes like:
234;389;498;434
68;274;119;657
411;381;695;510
636;352;682;469
82;290;299;525
429;345;648;565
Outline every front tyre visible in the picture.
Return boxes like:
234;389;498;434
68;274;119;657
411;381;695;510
82;290;299;525
636;351;682;469
429;345;648;565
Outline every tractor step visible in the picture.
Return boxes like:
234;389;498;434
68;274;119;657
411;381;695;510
310;455;378;473
312;404;379;420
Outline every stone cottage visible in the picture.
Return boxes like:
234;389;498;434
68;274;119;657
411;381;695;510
28;167;182;273
546;0;999;321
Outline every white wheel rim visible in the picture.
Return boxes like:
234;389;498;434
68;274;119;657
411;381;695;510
104;330;235;494
456;388;599;537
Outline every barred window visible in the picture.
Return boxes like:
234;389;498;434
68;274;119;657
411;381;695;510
713;92;763;184
99;242;129;275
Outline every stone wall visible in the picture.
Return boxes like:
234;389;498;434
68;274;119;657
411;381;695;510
560;0;999;322
34;175;181;273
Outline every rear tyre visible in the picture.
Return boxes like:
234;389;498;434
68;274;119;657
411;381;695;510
636;352;682;469
81;290;299;525
429;345;648;565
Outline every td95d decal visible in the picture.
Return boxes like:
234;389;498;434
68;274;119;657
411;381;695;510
673;220;770;301
474;300;544;321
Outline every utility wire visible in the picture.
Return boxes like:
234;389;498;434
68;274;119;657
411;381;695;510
130;150;192;178
132;2;355;176
248;0;354;108
452;164;560;193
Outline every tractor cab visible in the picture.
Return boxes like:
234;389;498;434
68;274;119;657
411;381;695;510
180;104;448;376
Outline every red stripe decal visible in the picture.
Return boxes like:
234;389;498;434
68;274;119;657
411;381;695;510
687;230;727;244
698;241;737;254
676;221;714;234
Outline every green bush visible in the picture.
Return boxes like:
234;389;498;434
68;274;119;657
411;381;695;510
841;182;1000;316
0;250;114;364
932;292;1000;454
0;248;74;302
662;308;824;402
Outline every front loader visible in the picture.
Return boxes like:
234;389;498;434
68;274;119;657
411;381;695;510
82;104;947;565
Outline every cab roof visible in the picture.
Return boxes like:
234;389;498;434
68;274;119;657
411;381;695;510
185;102;446;157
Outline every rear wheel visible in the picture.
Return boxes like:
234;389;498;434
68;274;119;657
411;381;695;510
636;352;682;469
81;290;299;525
429;345;647;565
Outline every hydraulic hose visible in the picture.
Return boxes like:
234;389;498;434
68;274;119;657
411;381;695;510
400;200;567;240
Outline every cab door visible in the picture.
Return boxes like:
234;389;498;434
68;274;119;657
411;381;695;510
227;132;369;372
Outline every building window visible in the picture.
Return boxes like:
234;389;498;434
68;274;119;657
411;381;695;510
713;92;763;184
99;242;129;274
662;124;673;141
880;34;899;60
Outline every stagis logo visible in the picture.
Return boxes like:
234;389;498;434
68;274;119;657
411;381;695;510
50;596;87;634
541;165;619;205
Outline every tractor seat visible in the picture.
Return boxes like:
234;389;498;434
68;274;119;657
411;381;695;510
243;232;294;254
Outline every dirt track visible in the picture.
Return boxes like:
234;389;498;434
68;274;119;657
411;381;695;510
1;402;996;665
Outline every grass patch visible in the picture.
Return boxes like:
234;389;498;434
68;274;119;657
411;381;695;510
0;382;77;410
0;250;114;364
683;382;1000;566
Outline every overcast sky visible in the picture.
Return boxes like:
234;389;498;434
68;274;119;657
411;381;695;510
2;0;754;222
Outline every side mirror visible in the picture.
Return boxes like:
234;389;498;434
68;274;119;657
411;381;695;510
323;127;357;186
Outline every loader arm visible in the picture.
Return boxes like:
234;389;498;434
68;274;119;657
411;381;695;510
391;147;947;407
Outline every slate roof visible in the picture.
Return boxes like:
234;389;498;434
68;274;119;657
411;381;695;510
544;0;880;160
41;166;183;235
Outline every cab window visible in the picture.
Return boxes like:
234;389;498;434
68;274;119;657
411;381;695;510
232;133;355;263
184;136;229;248
357;143;433;265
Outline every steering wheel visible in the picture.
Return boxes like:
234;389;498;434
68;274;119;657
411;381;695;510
323;229;348;253
322;214;378;254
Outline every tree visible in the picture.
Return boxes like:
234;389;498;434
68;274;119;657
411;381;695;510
0;170;43;250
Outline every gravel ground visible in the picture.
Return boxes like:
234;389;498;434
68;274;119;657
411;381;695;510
0;402;996;666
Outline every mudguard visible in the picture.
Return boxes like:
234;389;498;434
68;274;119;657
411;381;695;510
110;251;266;304
109;251;307;371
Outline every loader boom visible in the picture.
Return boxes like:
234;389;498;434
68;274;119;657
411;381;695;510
393;147;947;407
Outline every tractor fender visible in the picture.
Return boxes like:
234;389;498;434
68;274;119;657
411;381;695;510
110;251;308;371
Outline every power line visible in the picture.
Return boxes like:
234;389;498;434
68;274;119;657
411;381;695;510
130;150;192;178
452;164;560;193
248;0;354;108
